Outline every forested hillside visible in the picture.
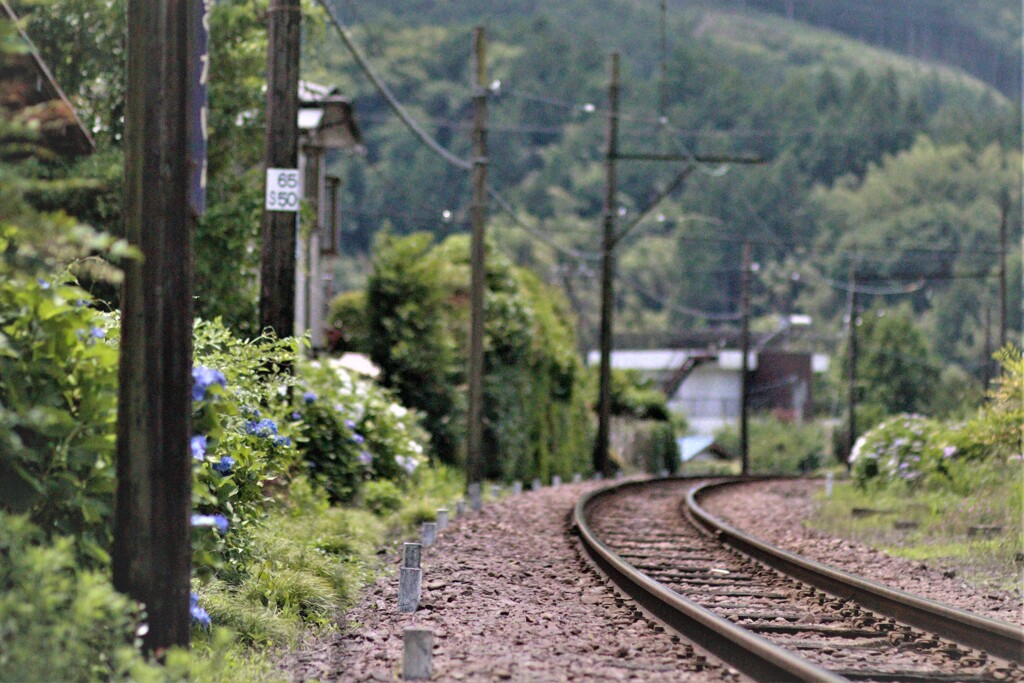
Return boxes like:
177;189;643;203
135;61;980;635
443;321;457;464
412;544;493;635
723;0;1021;99
306;0;1020;405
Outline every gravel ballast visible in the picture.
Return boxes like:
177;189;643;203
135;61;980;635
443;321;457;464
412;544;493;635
699;478;1024;627
279;481;740;682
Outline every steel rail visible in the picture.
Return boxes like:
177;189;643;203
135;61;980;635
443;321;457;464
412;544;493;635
686;479;1024;665
575;478;847;682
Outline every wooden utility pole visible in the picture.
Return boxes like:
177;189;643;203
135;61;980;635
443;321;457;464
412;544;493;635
115;0;208;652
466;26;489;487
998;188;1009;350
259;0;302;337
844;255;859;466
983;305;992;390
594;52;620;477
739;240;752;475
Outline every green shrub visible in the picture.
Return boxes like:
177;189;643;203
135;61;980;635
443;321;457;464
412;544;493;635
849;414;942;488
608;369;672;422
716;417;827;474
367;232;460;464
294;358;430;502
0;513;164;682
326;289;368;353
367;233;592;481
650;421;680;474
363;479;404;516
0;277;120;564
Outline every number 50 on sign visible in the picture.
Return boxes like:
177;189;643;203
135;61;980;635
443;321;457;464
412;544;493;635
265;168;300;212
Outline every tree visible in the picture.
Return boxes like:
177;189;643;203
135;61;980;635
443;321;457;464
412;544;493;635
850;303;941;416
366;232;460;463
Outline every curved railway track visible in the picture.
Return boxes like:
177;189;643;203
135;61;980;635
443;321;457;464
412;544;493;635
575;477;1024;682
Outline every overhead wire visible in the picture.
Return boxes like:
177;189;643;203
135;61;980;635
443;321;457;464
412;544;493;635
626;275;742;322
315;0;473;171
487;186;602;262
317;0;606;262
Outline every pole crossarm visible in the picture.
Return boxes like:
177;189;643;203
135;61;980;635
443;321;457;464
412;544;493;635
612;164;694;247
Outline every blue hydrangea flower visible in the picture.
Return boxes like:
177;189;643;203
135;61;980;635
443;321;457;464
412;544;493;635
303;391;317;404
358;451;373;466
351;433;365;445
192;366;227;402
344;419;356;430
191;513;229;533
242;406;261;419
190;601;211;628
244;418;278;437
213;456;235;473
395;455;419;475
89;326;106;339
190;435;207;461
37;278;50;290
290;411;302;421
273;435;292;447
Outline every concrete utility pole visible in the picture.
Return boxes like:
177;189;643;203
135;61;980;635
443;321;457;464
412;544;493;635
845;255;859;466
739;240;752;475
115;0;208;652
259;0;302;337
466;26;489;487
594;52;620;478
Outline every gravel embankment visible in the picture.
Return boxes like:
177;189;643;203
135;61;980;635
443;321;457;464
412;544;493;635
279;481;742;682
700;478;1024;627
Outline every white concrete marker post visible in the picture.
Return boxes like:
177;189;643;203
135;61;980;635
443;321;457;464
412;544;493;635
421;522;437;548
572;473;582;484
402;627;433;680
436;508;449;532
403;542;421;569
825;472;834;497
398;567;422;613
659;469;669;478
531;477;542;491
551;475;561;487
455;500;467;518
489;484;501;500
512;480;523;495
468;482;483;511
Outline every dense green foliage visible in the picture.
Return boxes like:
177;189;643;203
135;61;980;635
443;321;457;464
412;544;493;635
366;232;592;480
608;369;672;422
301;1;1020;423
366;232;461;463
0;513;161;681
851;347;1023;491
716;417;827;474
732;0;1020;98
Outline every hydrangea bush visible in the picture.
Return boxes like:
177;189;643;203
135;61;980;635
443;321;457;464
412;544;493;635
849;414;942;487
294;358;429;503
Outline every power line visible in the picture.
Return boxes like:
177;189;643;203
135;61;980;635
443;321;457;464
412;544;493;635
487;185;602;262
626;275;742;322
315;0;473;171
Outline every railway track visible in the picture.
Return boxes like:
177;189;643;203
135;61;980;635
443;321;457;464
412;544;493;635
575;477;1024;682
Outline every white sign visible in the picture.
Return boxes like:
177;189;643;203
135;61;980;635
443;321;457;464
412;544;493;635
265;168;300;212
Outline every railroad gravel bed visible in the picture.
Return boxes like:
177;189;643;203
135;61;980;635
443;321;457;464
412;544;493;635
279;481;742;682
700;478;1024;627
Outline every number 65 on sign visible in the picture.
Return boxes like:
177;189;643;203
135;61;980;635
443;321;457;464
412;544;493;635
265;168;301;212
